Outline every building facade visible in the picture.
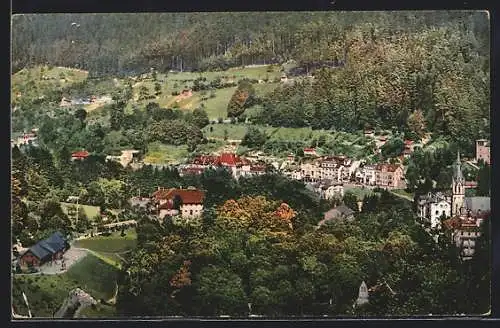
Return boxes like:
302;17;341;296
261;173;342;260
374;164;404;189
475;139;490;164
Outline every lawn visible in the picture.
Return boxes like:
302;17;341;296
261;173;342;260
12;254;119;318
12;66;89;102
201;86;237;119
344;186;379;200
144;142;189;164
78;303;117;318
74;229;137;254
391;189;414;200
60;202;101;220
202;123;250;140
126;67;281;120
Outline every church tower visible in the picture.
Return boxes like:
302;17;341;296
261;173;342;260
452;151;465;216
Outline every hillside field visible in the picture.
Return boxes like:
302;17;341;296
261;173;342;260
12;254;119;318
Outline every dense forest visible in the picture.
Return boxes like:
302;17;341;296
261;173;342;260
12;12;489;75
12;11;490;153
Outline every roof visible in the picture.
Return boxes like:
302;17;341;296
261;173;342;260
153;188;205;204
192;153;246;167
376;163;401;172
180;167;205;175
219;153;240;166
24;232;67;260
321;205;355;223
72;150;89;158
465;197;490;213
304;148;316;152
419;192;449;204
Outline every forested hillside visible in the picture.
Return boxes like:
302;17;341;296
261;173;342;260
12;12;489;75
11;11;490;153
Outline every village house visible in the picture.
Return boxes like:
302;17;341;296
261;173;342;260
361;165;377;186
317;204;356;229
417;192;452;229
18;232;69;269
152;187;205;219
71;150;90;161
324;183;344;199
442;211;488;260
300;161;322;182
320;156;349;181
374;163;405;189
303;148;318;157
296;156;355;183
403;140;414;158
475;139;490;164
105;149;140;168
364;130;375;138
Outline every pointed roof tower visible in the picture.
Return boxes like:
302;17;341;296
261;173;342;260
355;281;369;306
454;150;464;182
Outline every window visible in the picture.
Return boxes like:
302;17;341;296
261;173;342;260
190;210;193;216
435;210;439;215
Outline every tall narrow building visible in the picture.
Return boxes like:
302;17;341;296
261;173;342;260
355;281;369;307
452;151;465;216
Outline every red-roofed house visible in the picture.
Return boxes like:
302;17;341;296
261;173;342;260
375;163;405;189
442;212;488;260
152;187;205;219
303;148;318;157
71;150;89;161
465;181;478;189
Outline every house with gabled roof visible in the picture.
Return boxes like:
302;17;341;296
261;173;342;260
152;187;205;219
18;232;69;269
71;150;90;161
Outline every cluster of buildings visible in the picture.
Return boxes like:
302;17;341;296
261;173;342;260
283;153;406;190
60;95;113;107
11;129;39;148
179;153;268;179
417;152;490;260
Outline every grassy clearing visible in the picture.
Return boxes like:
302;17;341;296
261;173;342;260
202;123;249;140
196;139;226;154
253;82;280;96
12;254;118;318
60;203;101;219
391;189;414;200
126;67;280;119
74;229;137;254
144;142;189;164
12;66;89;104
344;187;378;200
78;303;117;318
201;87;237;119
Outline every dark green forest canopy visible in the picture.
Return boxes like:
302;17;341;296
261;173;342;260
12;11;489;74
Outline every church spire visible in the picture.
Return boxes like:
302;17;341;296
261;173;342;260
454;150;464;181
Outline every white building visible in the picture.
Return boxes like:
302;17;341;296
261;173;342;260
324;184;344;199
417;192;452;229
362;165;377;186
152;187;205;220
